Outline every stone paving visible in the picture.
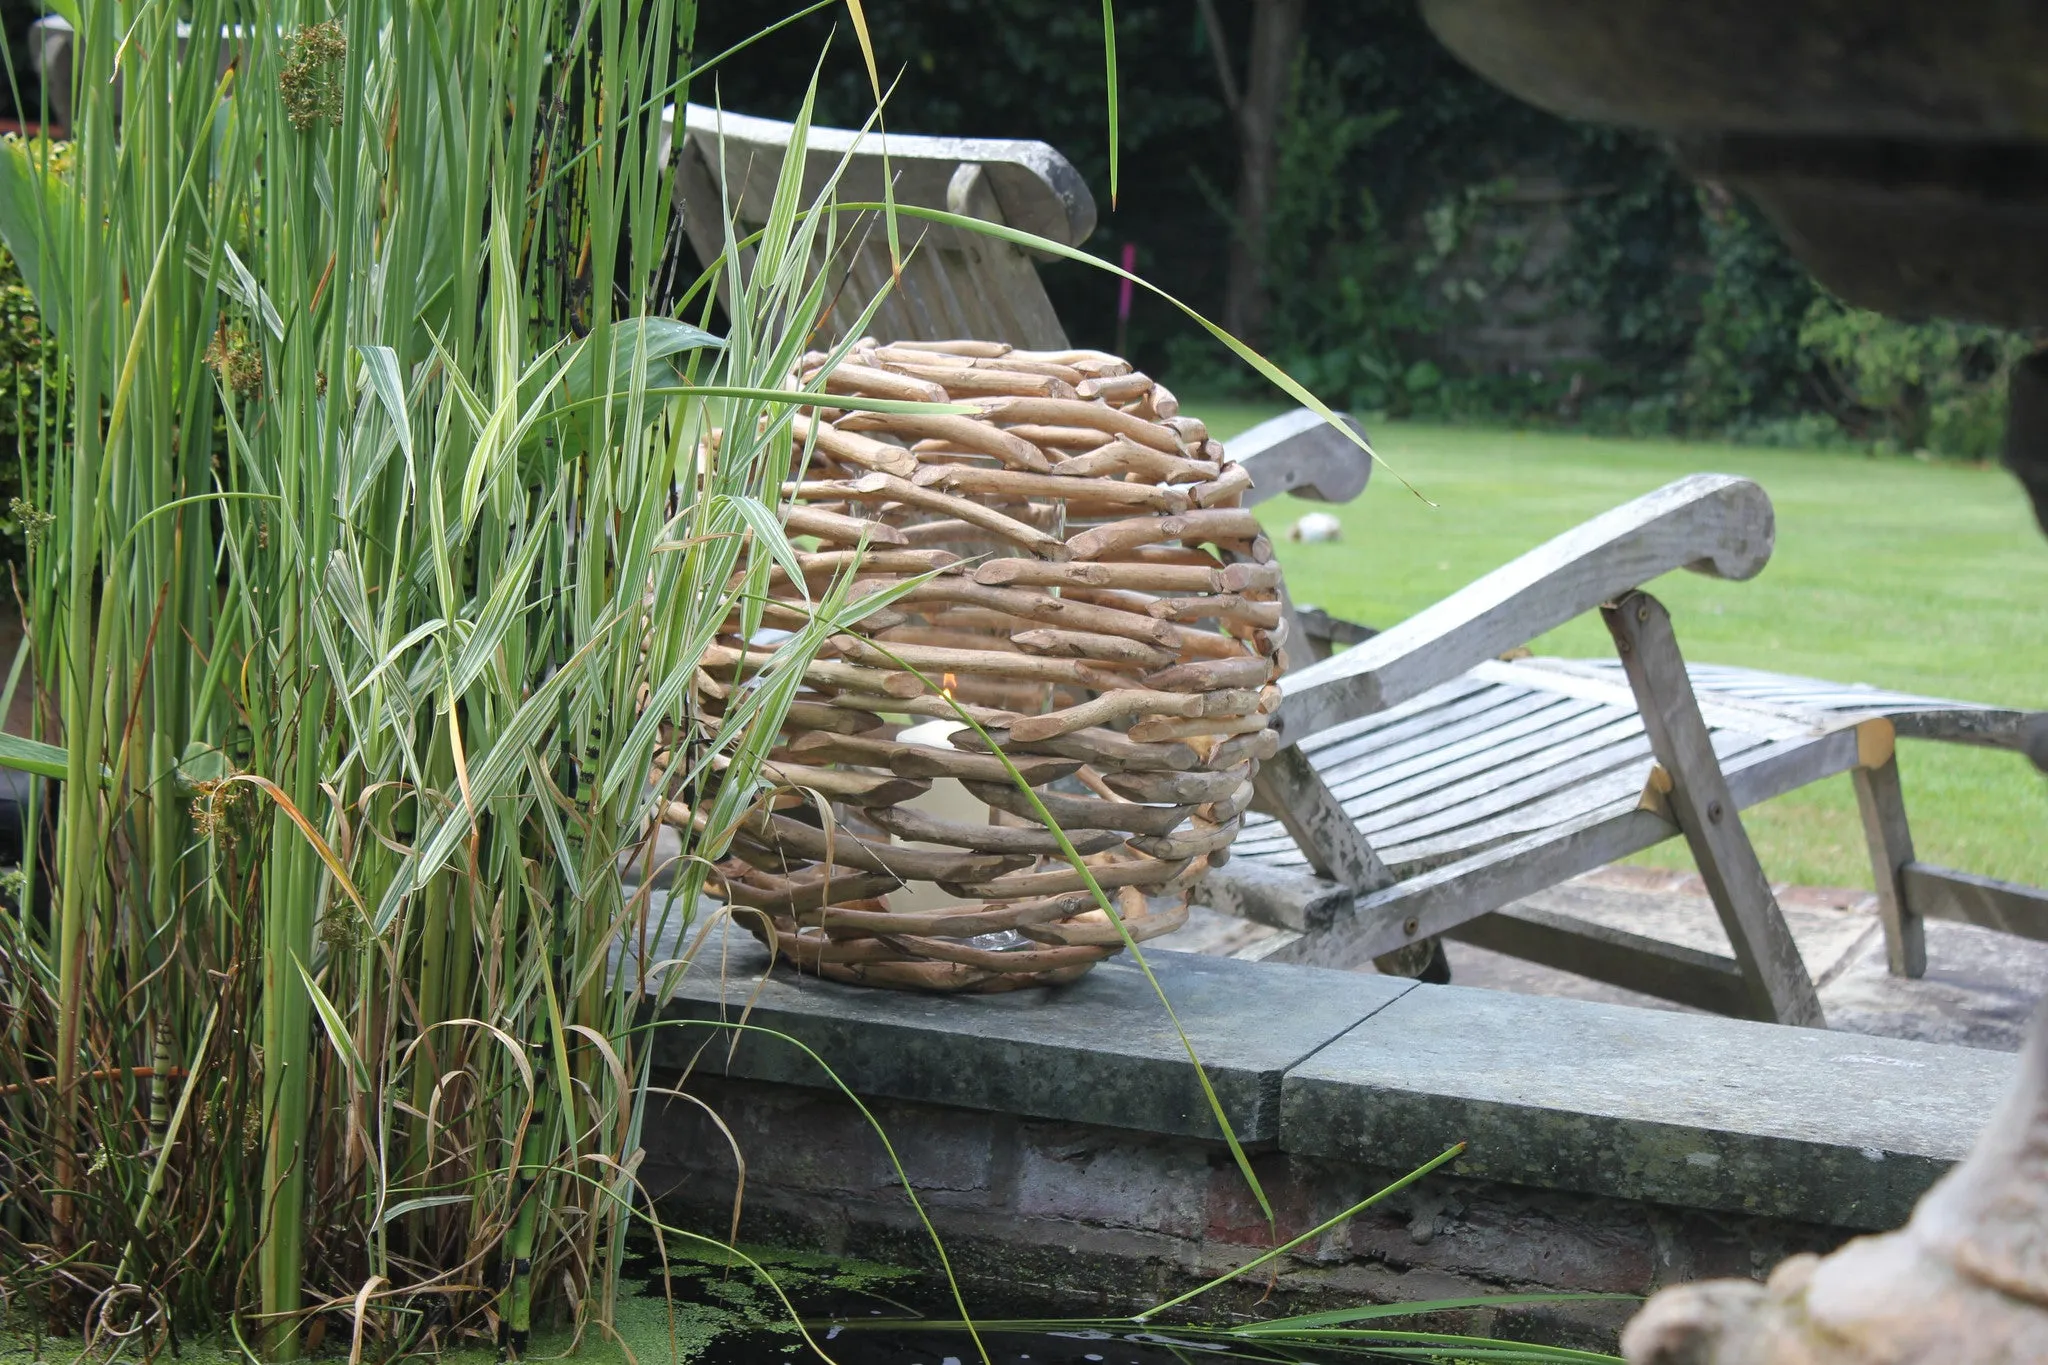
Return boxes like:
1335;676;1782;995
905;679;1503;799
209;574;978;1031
1164;865;2048;1051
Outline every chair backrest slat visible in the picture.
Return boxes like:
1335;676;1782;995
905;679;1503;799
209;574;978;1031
667;103;1094;349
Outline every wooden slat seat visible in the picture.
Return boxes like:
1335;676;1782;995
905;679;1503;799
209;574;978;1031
1230;659;2024;884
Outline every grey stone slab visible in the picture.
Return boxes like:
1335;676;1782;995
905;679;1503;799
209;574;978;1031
647;919;1415;1141
1281;983;2016;1229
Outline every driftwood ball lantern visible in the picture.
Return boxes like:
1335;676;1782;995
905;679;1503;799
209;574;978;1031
705;340;1286;992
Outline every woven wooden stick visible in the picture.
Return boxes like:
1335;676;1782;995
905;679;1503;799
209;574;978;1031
1101;762;1251;804
1067;508;1264;561
874;360;1080;400
1149;594;1283;629
963;780;1196;835
760;759;929;805
1193;464;1254;507
1005;688;1212;743
911;464;1191;513
832;635;1103;686
811;891;1100;937
947;856;1193;900
784;505;909;547
1000;424;1113;451
866;805;1123;856
835;412;1052;472
951;722;1202;772
1137;655;1273;693
973;396;1182;454
809;473;1069;557
884;339;1013;358
739;808;1029;882
875;579;1179;647
1200;781;1258;823
702;644;924;699
973;559;1217;592
790;413;919;478
806;361;948;404
1129;817;1240;859
1048;438;1218;485
1010;629;1179;668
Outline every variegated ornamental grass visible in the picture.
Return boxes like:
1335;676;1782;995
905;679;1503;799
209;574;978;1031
0;1;925;1352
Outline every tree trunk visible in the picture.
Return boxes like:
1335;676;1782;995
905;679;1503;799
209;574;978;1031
1223;0;1305;347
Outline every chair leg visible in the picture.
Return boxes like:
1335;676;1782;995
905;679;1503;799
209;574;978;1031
1602;591;1826;1027
1853;754;1928;978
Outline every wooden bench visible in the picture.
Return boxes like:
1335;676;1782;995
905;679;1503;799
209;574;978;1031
667;105;2048;1026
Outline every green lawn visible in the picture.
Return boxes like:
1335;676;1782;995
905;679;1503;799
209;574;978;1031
1194;403;2048;887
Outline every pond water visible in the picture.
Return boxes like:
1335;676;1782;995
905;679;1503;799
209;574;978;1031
620;1242;1431;1364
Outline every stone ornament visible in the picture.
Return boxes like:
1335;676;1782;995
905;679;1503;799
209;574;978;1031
689;341;1284;992
1623;1007;2048;1364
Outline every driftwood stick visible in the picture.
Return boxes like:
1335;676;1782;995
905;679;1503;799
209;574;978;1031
784;505;909;547
1212;727;1283;768
1006;349;1134;377
1049;438;1218;485
1219;562;1284;593
833;635;1103;686
1010;628;1179;668
1127;710;1272;744
760;760;930;805
777;548;960;581
1006;689;1212;743
1128;817;1240;860
948;855;1194;900
804;361;948;404
807;473;1070;558
962;780;1197;835
812;692;1023;725
877;625;1024;654
866;804;1124;855
811;891;1101;937
1102;762;1251;804
1001;424;1113;451
1141;654;1277;693
1200;781;1258;823
789;412;918;477
885;339;1013;358
781;700;886;734
835;412;1052;472
952;722;1202;772
1193;464;1254;508
874;579;1180;647
911;464;1191;513
1067;508;1265;561
739;808;1029;882
972;397;1183;454
878;360;1080;399
1162;415;1209;445
884;745;1081;785
702;644;924;698
973;558;1217;593
713;869;902;914
1149;594;1283;628
1076;372;1155;405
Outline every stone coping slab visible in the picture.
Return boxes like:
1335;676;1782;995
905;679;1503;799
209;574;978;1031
1283;985;2016;1230
649;921;1412;1141
643;924;2016;1226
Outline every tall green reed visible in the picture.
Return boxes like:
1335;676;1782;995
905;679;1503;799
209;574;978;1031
0;2;914;1354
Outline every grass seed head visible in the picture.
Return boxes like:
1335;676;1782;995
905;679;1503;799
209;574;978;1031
281;20;348;131
8;496;54;547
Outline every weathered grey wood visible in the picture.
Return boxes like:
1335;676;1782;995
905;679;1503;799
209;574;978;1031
1449;906;1753;1015
1902;863;2048;942
1601;590;1824;1027
1231;409;1375;508
1289;605;1378;666
668;103;1092;349
1853;753;1929;977
1198;859;1352;933
1249;745;1395;895
1276;475;1775;743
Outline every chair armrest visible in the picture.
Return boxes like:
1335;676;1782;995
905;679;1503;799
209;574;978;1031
1232;408;1375;507
1277;473;1774;740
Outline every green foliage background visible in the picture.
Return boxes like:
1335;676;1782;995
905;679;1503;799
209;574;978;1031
691;0;2035;460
